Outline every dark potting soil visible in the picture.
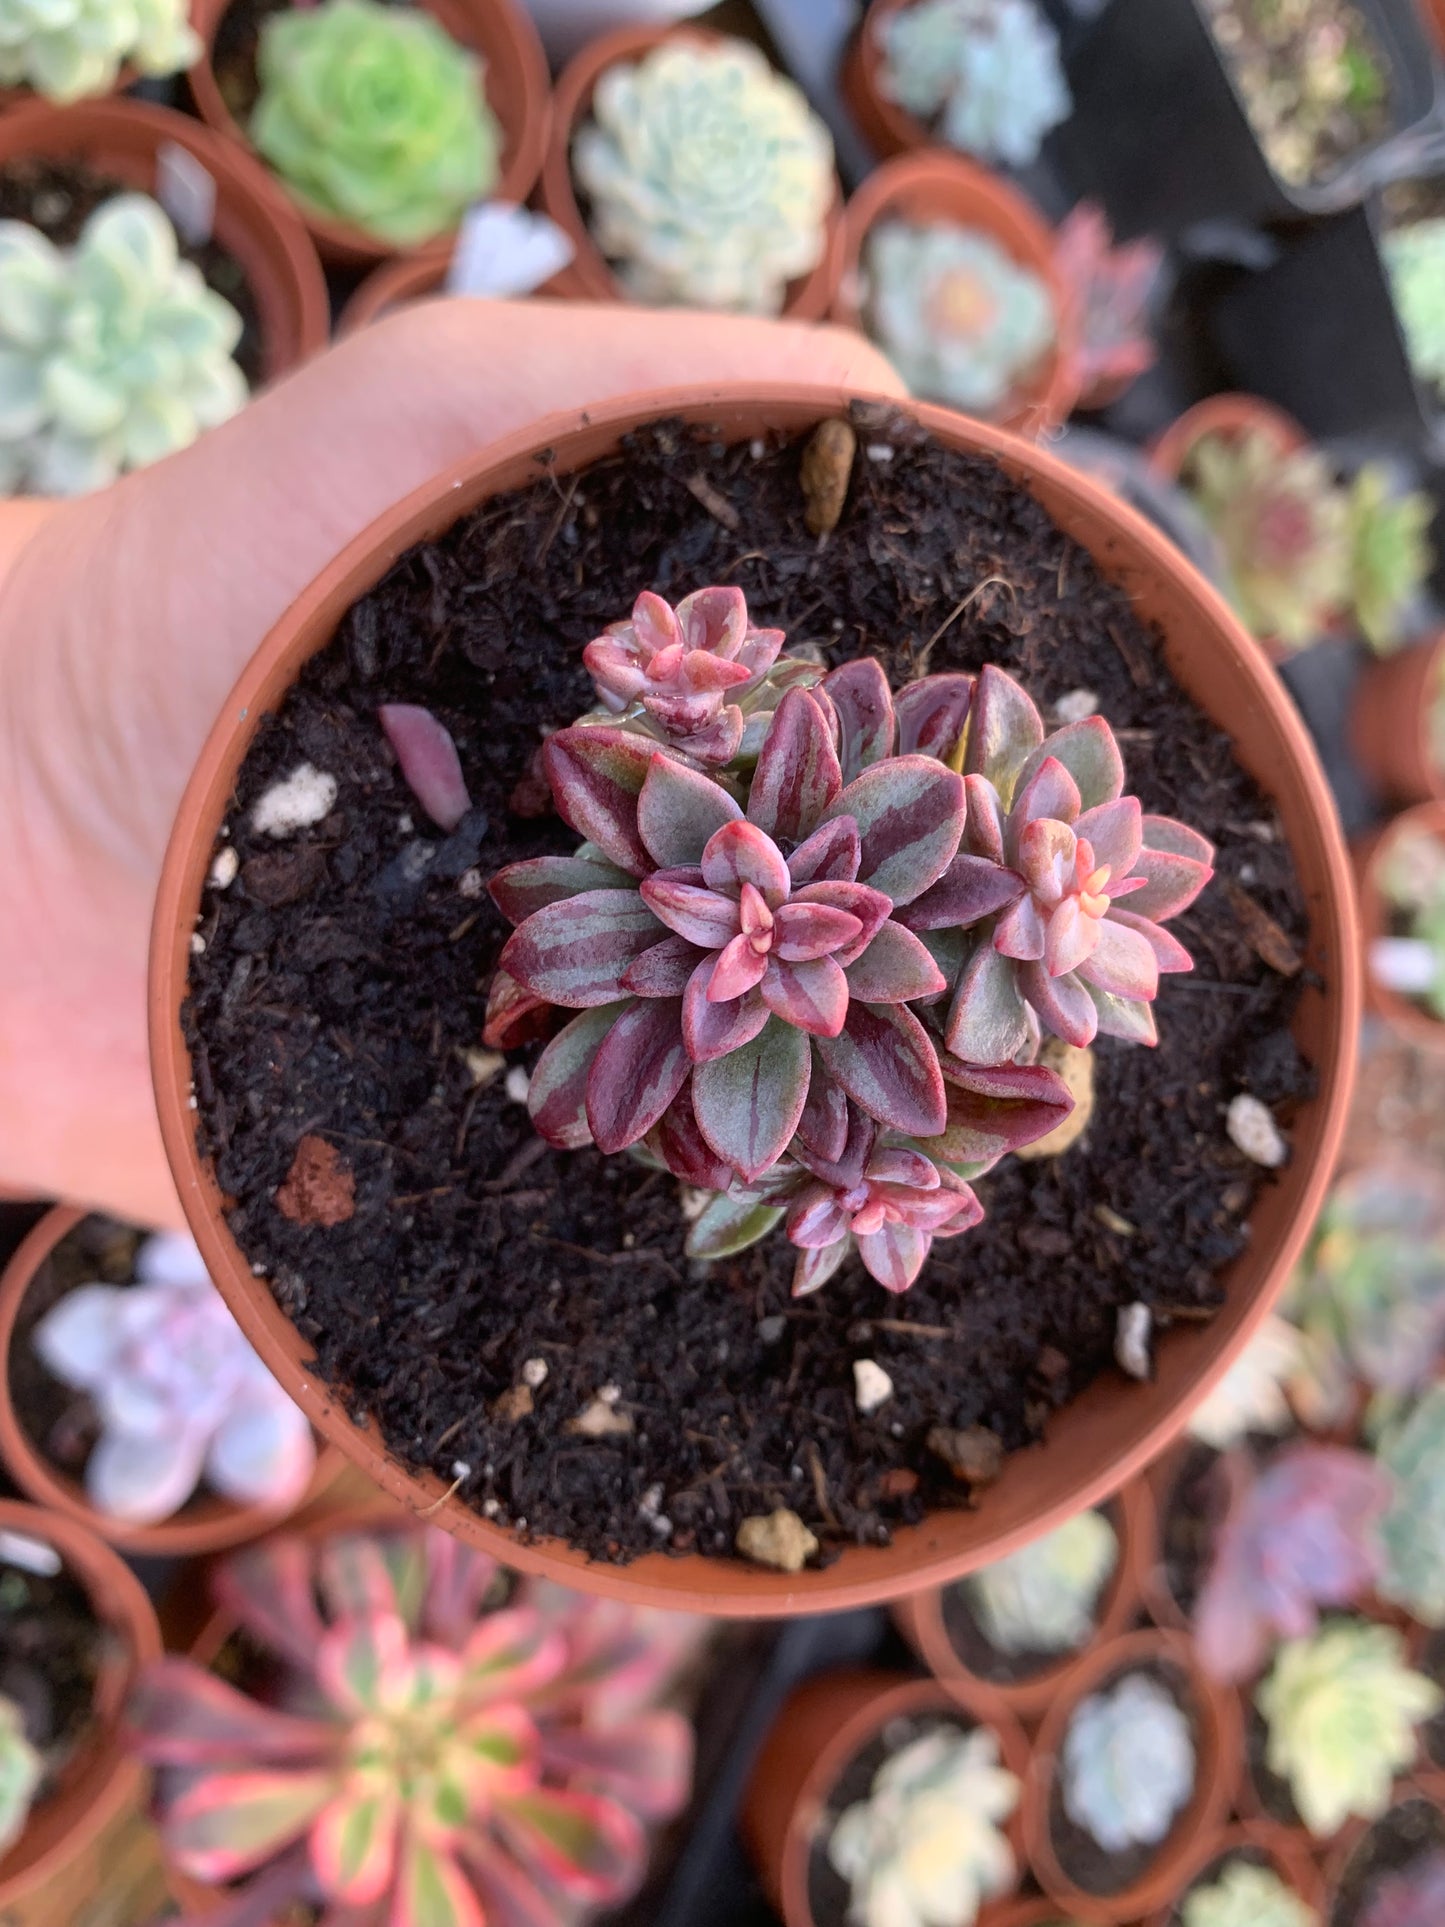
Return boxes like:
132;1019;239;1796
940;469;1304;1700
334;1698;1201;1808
1163;1845;1276;1927
1420;1626;1445;1770
0;1544;101;1797
0;157;264;390
938;1500;1121;1688
1047;1658;1199;1897
1328;1797;1445;1927
183;410;1315;1568
1246;1696;1305;1831
1159;1440;1232;1621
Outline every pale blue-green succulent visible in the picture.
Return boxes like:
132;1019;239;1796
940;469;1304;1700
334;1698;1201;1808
964;1508;1117;1656
876;0;1071;168
1377;1385;1445;1627
1061;1672;1195;1853
0;0;198;103
1182;1860;1316;1927
0;194;246;497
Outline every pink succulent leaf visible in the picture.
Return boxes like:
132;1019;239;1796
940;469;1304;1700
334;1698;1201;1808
691;1018;811;1180
309;1786;399;1906
684;1188;787;1260
537;1711;694;1821
1075;915;1160;1002
525;1005;620;1150
1007;756;1082;842
792;1238;851;1296
1142;814;1216;864
822;658;896;781
787;1184;852;1249
1084;978;1159;1045
815;1002;947;1139
1074;797;1143;879
993;893;1047;961
867;1147;940;1189
1054;203;1162;397
480;968;552;1051
787;815;862;886
620;934;707;998
651;1082;737;1189
669;705;746;766
824;757;965;907
316;1614;414;1717
421;1533;505;1651
1017;818;1078;906
495;1787;646;1904
1018;961;1099;1048
541;728;654;876
855;1222;930;1292
488;848;635;927
125;1658;335;1765
464;1849;572;1927
747;689;842;842
500;890;664;1008
843;921;947;1003
700;820;791;904
1013;716;1126;815
640;872;739;948
912;926;967;1003
1121;847;1214;923
790;880;893;966
378;706;472;833
682;965;769;1062
634;754;742;869
675;585;750;659
925;1059;1075;1166
893;673;974;761
793;1104;876;1189
205;1397;315;1513
709;932;770;1002
212;1538;329;1671
390;1835;483;1927
945;940;1034;1065
895;853;1025;933
760;954;849;1036
87;1425;206;1524
962;665;1044;796
963;774;1007;863
796;1054;852;1163
1106;906;1194;973
871;1182;979;1235
773;901;864;962
164;1768;337;1883
736;628;787;679
457;1609;566;1705
1358;1850;1445;1927
585;997;689;1153
1043;895;1100;977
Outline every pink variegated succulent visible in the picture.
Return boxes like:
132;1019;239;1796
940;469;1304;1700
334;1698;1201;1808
1053;200;1163;409
1362;1850;1445;1927
128;1522;693;1927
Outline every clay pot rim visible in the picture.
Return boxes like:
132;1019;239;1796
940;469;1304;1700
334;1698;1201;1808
0;1498;161;1909
147;380;1359;1617
1147;393;1311;485
186;0;551;269
1140;1817;1326;1927
538;22;844;321
831;147;1081;436
1356;800;1445;1055
839;0;937;164
1023;1626;1244;1922
1351;634;1445;811
1317;1779;1444;1915
0;1205;342;1556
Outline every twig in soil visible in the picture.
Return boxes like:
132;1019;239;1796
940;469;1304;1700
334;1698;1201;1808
806;1443;840;1530
479;1135;549;1191
1107;620;1156;689
530;1234;680;1280
914;575;1017;674
432;1405;489;1452
859;1318;954;1339
684;472;741;531
1057;540;1071;600
417;1466;469;1517
447;911;482;943
533;476;580;568
390;1187;454;1208
1166;979;1263;997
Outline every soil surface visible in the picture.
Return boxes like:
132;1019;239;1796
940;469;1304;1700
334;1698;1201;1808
1328;1797;1445;1927
1246;1696;1305;1831
184;410;1315;1566
0;157;264;389
0;1539;101;1799
939;1500;1120;1687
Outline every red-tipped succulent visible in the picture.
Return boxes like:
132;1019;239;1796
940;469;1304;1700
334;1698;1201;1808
127;1523;693;1927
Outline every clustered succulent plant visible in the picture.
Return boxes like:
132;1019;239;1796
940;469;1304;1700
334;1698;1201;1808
0;194;247;498
0;0;197;100
963;1508;1117;1657
479;584;1211;1296
32;1230;315;1526
1348;464;1434;656
1372;824;1445;1023
1181;1859;1315;1927
571;38;835;316
0;1694;40;1857
128;1520;694;1926
876;0;1072;169
1187;1312;1301;1449
1361;1849;1445;1927
251;0;501;247
1256;1621;1441;1838
1385;218;1445;397
1053;200;1163;410
1377;1385;1445;1627
862;220;1056;416
1061;1672;1195;1854
827;1724;1019;1927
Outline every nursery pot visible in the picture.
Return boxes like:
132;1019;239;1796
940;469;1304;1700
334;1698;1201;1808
891;1477;1155;1725
0;97;327;380
1354;801;1445;1054
1023;1627;1243;1923
337;249;585;335
187;0;551;270
0;1500;161;1912
0;1205;342;1558
1351;635;1445;809
538;24;843;320
831;148;1080;436
740;1668;1032;1927
839;0;943;164
976;1904;1082;1927
1141;1818;1325;1927
148;382;1359;1617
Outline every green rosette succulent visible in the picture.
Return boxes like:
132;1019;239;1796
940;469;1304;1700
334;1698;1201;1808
0;0;199;103
1385;217;1445;394
964;1508;1117;1656
0;194;246;498
250;0;501;247
1182;1860;1315;1927
571;37;835;316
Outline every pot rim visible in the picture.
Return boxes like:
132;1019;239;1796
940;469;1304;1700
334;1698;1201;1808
1147;392;1310;485
1139;1816;1326;1927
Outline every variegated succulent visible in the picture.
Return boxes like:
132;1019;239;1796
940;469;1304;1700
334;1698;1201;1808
482;585;1209;1296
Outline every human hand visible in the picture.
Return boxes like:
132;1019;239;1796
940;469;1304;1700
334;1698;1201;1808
0;298;902;1228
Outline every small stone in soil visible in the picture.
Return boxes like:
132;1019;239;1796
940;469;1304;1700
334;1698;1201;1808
250;763;337;838
736;1508;818;1572
800;417;857;536
567;1396;633;1438
274;1136;356;1228
927;1425;1005;1485
1226;1093;1288;1168
1115;1302;1153;1380
492;1385;533;1423
854;1358;894;1414
1016;1040;1095;1160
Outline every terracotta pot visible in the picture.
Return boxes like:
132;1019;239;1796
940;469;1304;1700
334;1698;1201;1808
0;1499;161;1911
1426;0;1445;54
1142;1819;1324;1927
892;1478;1155;1725
976;1903;1080;1927
1024;1628;1243;1923
831;148;1079;437
1147;393;1310;485
1318;1784;1445;1926
0;1206;343;1556
1351;635;1445;809
1355;802;1445;1054
1138;1436;1213;1637
741;1668;1031;1926
538;24;843;320
147;382;1359;1616
187;0;550;270
0;96;327;378
337;251;587;335
839;0;935;163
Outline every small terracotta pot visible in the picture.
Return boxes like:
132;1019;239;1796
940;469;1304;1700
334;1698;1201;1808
1147;393;1310;485
1318;1783;1445;1926
188;0;550;270
538;23;843;320
1351;635;1445;809
336;250;586;335
148;383;1359;1616
1354;802;1445;1054
1023;1628;1243;1923
892;1478;1154;1725
976;1903;1078;1927
1138;1436;1215;1637
741;1668;1032;1927
0;1500;161;1912
831;148;1079;437
1142;1819;1324;1927
839;0;936;162
0;1205;343;1556
0;96;327;378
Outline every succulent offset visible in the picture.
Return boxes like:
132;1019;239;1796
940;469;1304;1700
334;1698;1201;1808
1181;1860;1315;1927
251;0;501;246
876;0;1071;168
0;195;246;498
481;584;1211;1296
0;1694;40;1858
1377;1385;1445;1627
33;1229;315;1526
571;38;835;316
128;1520;694;1927
1256;1621;1441;1838
0;0;198;100
1385;218;1445;395
1053;201;1163;408
863;220;1056;416
964;1507;1118;1656
1361;1850;1445;1927
1061;1672;1195;1853
827;1724;1019;1927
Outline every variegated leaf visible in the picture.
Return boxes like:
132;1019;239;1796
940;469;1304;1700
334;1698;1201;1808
685;1190;786;1260
1013;716;1125;813
164;1769;335;1883
495;1788;646;1903
963;664;1044;799
826;756;965;907
500;890;663;1007
527;1005;623;1149
692;1019;811;1180
489;848;636;926
541;728;654;875
894;672;973;762
309;1786;399;1905
822;658;895;781
925;1060;1075;1165
844;922;947;1003
585;998;690;1153
125;1658;335;1766
945;941;1033;1066
747;688;842;841
815;1002;947;1138
635;754;742;868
